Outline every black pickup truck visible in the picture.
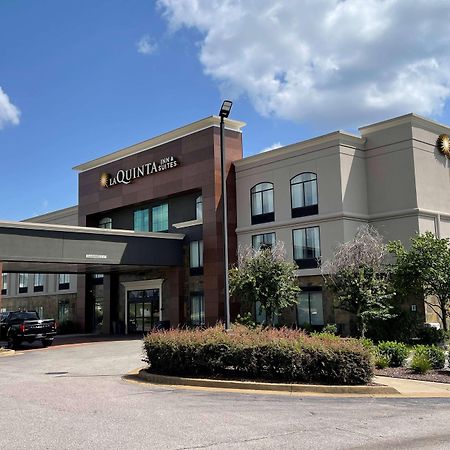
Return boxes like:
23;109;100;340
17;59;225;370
0;311;57;349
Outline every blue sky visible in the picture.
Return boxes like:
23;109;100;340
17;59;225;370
1;0;450;220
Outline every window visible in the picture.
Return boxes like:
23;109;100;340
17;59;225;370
34;274;44;292
19;273;28;294
251;182;274;224
92;273;104;285
58;299;72;323
293;226;320;268
152;203;168;232
99;217;112;229
58;274;70;290
36;306;44;319
196;195;203;220
254;301;279;325
134;208;149;232
296;290;324;326
290;172;318;217
190;292;205;326
190;240;203;275
1;273;7;295
252;232;276;250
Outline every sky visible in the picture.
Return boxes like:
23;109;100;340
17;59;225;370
1;0;450;220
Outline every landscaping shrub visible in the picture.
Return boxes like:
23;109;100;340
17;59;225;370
374;354;390;369
234;312;257;329
143;325;373;385
410;352;432;374
359;338;376;352
377;341;409;367
416;326;447;346
413;345;446;370
321;323;338;335
366;309;420;344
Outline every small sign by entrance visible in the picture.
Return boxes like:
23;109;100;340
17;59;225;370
85;254;107;259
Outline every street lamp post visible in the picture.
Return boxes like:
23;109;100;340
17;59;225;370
219;100;233;330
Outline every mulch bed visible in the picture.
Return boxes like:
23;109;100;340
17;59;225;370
375;367;450;384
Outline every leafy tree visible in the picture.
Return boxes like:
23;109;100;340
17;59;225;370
388;232;450;331
229;242;300;325
322;225;395;338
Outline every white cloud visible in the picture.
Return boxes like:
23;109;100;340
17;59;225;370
0;86;20;129
157;0;450;128
260;142;282;153
136;34;158;55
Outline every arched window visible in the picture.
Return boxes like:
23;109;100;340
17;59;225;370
99;217;112;229
250;182;274;224
196;195;203;220
290;172;318;218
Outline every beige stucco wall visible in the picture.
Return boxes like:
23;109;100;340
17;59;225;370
235;134;366;274
235;113;450;329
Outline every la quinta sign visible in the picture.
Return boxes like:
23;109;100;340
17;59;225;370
100;156;179;188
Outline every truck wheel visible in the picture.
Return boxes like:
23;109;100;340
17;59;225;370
42;339;53;348
7;336;18;349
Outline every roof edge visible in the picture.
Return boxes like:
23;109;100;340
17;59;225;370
73;116;246;173
22;205;79;223
236;130;364;168
359;113;450;135
0;220;185;240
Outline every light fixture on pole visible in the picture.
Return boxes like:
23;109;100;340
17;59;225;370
219;99;232;330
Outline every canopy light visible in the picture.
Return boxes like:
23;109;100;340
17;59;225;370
219;100;233;118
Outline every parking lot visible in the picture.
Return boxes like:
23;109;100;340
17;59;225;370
1;338;450;449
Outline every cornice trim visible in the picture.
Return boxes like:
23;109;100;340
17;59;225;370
73;116;246;173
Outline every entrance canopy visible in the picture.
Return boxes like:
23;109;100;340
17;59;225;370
0;221;184;273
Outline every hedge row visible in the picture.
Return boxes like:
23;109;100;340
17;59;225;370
143;325;373;385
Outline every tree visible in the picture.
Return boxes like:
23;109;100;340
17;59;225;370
321;225;395;337
388;232;450;332
229;242;300;325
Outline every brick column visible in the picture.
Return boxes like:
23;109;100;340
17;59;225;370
102;274;112;334
76;274;87;332
102;273;119;334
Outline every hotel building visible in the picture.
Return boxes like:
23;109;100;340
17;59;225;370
1;113;449;334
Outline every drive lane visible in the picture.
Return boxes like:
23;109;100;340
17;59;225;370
1;340;449;449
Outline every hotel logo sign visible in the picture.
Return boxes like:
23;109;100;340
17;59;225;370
437;134;450;158
100;156;179;188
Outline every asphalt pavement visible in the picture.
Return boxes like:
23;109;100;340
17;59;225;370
1;339;450;450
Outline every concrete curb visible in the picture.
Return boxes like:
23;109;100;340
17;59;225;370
0;349;16;357
134;369;400;395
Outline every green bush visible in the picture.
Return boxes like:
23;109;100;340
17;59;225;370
366;309;420;344
375;354;390;369
321;324;338;335
416;326;447;345
143;325;373;385
410;352;432;374
413;345;445;370
359;338;376;352
377;341;409;367
234;312;257;329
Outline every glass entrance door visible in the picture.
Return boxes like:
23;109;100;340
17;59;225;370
127;289;160;334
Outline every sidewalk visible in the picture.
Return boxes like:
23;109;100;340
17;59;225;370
374;375;450;397
52;333;142;346
0;333;142;350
